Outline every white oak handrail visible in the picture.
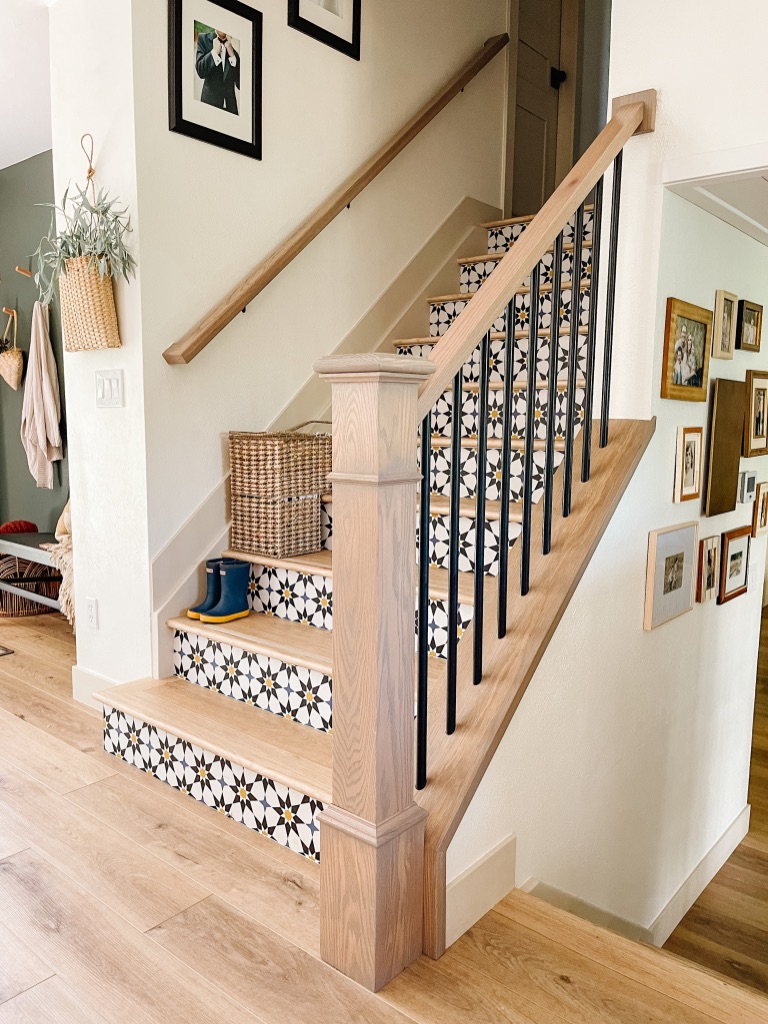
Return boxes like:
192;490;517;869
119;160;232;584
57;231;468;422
163;33;510;366
416;90;657;420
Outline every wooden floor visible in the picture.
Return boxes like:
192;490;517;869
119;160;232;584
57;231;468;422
0;614;766;1023
665;606;768;994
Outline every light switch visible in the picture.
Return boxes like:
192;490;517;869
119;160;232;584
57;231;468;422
95;370;124;408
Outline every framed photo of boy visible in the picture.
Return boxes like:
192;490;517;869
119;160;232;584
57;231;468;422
673;425;702;503
743;370;768;458
753;482;768;539
288;0;361;60
711;289;737;360
696;535;719;603
644;522;698;631
661;298;712;402
719;526;751;604
168;0;263;160
736;299;762;353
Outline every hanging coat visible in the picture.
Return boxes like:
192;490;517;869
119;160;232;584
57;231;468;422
20;302;63;489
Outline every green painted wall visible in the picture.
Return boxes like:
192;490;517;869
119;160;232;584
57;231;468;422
0;150;68;532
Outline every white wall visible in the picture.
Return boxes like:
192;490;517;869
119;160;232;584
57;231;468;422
448;181;768;931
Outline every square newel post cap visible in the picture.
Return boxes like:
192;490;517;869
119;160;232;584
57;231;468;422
314;353;436;383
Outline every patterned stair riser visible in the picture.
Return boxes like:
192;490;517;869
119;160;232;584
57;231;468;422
398;330;588;385
173;629;333;732
460;248;592;294
428;444;567;503
247;562;471;658
429;287;591;339
487;208;595;254
432;385;586;442
102;706;322;861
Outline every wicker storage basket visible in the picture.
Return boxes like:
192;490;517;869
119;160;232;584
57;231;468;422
0;556;60;617
59;255;121;352
229;422;332;558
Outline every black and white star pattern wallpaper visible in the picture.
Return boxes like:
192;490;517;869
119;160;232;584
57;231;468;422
430;384;585;442
429;444;564;504
428;286;590;340
103;706;322;861
248;566;334;631
459;247;593;294
487;208;595;255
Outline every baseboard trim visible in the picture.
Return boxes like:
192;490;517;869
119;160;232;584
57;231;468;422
445;835;516;948
520;878;655;945
72;665;119;710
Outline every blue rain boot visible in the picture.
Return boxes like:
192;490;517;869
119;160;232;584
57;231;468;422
187;558;228;620
200;559;251;624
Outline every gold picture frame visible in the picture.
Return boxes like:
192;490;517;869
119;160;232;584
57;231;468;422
753;482;768;539
673;425;702;502
661;298;712;402
743;369;768;458
711;289;738;360
736;300;762;353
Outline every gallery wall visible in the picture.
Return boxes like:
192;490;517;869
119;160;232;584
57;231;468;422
0;151;68;532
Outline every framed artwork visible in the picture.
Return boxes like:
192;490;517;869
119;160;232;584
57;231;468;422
661;298;712;402
673;426;702;502
288;0;361;60
168;0;263;160
705;378;747;517
696;535;720;603
719;526;751;604
753;482;768;538
744;370;768;457
644;522;698;630
736;300;762;353
712;290;738;360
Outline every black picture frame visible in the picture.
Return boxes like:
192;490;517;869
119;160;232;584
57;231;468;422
288;0;361;61
168;0;263;160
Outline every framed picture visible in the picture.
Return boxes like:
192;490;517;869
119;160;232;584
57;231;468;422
644;522;698;630
168;0;263;160
712;290;738;360
705;378;747;517
696;535;720;603
736;300;762;353
743;370;768;457
288;0;361;60
719;526;751;604
673;426;702;502
661;298;712;402
753;482;768;538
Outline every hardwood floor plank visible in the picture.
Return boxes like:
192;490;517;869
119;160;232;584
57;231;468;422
664;927;768;995
0;850;263;1024
0;829;26;861
0;921;54;1004
0;707;112;795
67;774;321;955
0;673;102;757
0;977;107;1023
149;895;416;1024
0;758;210;933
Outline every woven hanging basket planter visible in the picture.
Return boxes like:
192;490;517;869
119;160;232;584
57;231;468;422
59;255;121;352
0;310;23;390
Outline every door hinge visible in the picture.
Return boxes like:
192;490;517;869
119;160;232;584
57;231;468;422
550;67;567;90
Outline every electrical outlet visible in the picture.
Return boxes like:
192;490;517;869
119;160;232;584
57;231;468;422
86;597;99;629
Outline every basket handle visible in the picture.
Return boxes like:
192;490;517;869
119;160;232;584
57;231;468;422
1;310;17;350
287;420;332;433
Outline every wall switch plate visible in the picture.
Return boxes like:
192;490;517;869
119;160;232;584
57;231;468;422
86;597;99;630
95;370;124;408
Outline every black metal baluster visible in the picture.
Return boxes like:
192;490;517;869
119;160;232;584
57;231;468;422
473;331;491;684
416;411;431;791
600;150;624;449
497;297;516;639
581;178;604;482
521;265;540;596
446;370;463;734
542;233;564;555
562;203;585;518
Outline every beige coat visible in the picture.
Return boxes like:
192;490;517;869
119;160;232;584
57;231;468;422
20;301;62;489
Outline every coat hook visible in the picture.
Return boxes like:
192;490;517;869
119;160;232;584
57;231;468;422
15;266;33;279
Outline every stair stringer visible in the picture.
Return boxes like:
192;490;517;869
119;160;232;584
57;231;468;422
415;417;656;959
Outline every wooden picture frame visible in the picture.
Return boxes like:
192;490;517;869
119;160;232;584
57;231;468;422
711;290;738;360
719;526;751;604
644;522;698;630
288;0;361;60
661;298;712;402
743;369;768;457
696;535;719;603
168;0;263;161
673;426;702;502
753;482;768;538
736;299;762;353
705;377;747;517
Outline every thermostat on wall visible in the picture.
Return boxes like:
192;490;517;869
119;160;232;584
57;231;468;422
739;470;757;504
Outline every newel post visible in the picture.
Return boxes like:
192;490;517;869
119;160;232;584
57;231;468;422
314;353;435;992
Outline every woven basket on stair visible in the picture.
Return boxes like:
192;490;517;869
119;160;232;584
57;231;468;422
0;556;60;617
59;255;121;352
229;423;332;558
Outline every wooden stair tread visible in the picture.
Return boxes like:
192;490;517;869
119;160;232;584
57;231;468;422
431;436;568;452
395;326;587;346
94;678;333;804
428;277;589;304
223;547;332;577
457;239;593;265
168;613;333;676
481;204;594;229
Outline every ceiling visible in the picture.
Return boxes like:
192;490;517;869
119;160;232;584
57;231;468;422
668;169;768;248
0;0;54;171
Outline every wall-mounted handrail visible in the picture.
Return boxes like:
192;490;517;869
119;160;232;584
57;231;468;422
162;33;509;366
415;93;654;420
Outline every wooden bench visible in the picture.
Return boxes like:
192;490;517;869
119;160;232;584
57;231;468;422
0;533;61;612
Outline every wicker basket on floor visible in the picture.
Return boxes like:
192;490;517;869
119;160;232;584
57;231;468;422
229;422;332;558
0;556;60;617
59;255;121;351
